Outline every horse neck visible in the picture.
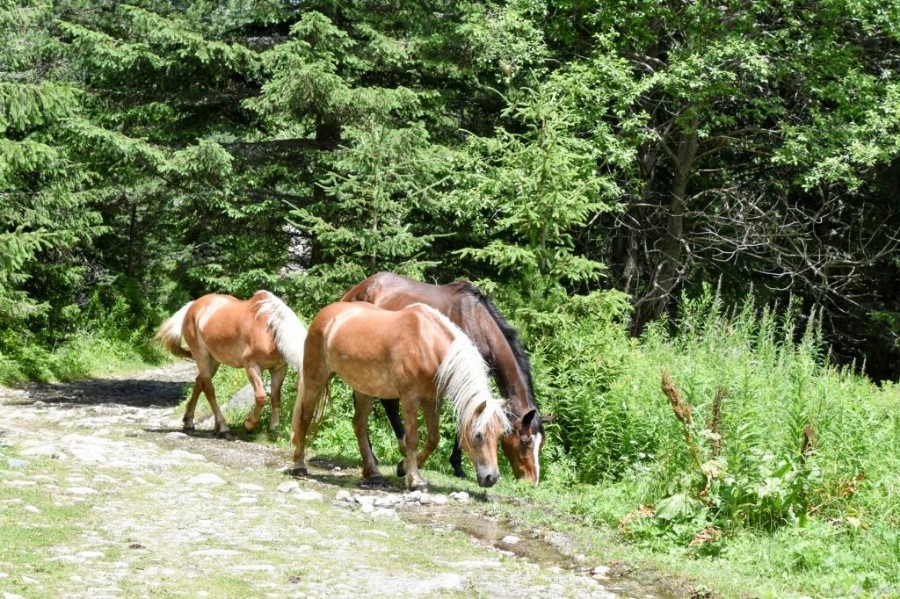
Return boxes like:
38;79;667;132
437;335;509;435
465;306;535;417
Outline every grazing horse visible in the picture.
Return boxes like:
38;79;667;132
290;301;509;489
341;272;547;484
154;291;307;437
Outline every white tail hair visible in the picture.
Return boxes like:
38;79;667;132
154;301;194;358
255;291;307;369
410;304;510;435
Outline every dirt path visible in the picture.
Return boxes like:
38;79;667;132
0;364;676;599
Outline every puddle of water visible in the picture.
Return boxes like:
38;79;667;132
404;507;681;599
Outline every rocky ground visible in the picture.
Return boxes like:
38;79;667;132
0;363;679;599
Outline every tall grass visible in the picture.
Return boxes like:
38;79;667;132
526;286;899;596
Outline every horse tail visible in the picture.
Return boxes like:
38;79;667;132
432;321;510;436
153;302;194;359
291;371;331;442
255;291;307;370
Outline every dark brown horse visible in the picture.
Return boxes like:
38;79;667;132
290;301;509;489
154;291;307;436
341;272;546;484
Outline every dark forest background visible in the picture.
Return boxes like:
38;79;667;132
2;0;898;379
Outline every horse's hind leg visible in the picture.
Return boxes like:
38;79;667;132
353;392;382;482
196;361;230;437
243;363;267;432
183;377;203;432
290;369;328;476
184;361;222;433
267;365;287;434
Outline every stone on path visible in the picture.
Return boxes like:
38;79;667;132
292;490;323;502
277;480;300;493
501;535;520;545
186;473;225;486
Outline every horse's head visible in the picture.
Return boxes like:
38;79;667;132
460;400;509;488
501;409;550;485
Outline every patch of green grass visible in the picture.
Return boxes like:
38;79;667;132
0;452;92;594
0;330;168;385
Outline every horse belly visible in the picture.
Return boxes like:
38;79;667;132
329;353;400;399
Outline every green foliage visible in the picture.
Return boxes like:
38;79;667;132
453;83;618;295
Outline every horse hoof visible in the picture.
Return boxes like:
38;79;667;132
396;460;407;478
452;467;468;479
287;467;308;478
182;425;195;433
216;430;233;440
410;481;429;492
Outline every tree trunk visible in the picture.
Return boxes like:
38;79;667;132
631;121;698;335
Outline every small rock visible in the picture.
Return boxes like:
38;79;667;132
21;576;37;584
419;494;433;505
292;490;323;502
165;432;188;439
430;494;448;506
374;494;401;507
186;473;225;486
334;490;352;502
501;535;520;545
360;503;375;514
21;444;59;458
77;551;104;559
189;549;241;557
371;508;398;519
589;565;610;580
277;480;300;493
66;486;97;495
23;505;40;514
238;483;264;492
4;592;25;599
6;458;27;469
449;491;470;503
404;490;423;503
353;495;377;506
168;449;206;461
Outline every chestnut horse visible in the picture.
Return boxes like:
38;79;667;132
154;291;307;437
341;272;546;483
290;301;509;489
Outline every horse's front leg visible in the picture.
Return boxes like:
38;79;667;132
243;363;267;432
400;398;427;490
267;364;287;434
417;400;441;470
352;392;382;482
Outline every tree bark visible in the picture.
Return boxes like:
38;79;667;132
631;120;698;335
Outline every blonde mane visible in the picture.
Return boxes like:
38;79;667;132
255;291;307;369
407;303;510;437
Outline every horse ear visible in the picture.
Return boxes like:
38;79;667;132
521;408;537;429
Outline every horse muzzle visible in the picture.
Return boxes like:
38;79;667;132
476;469;499;488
